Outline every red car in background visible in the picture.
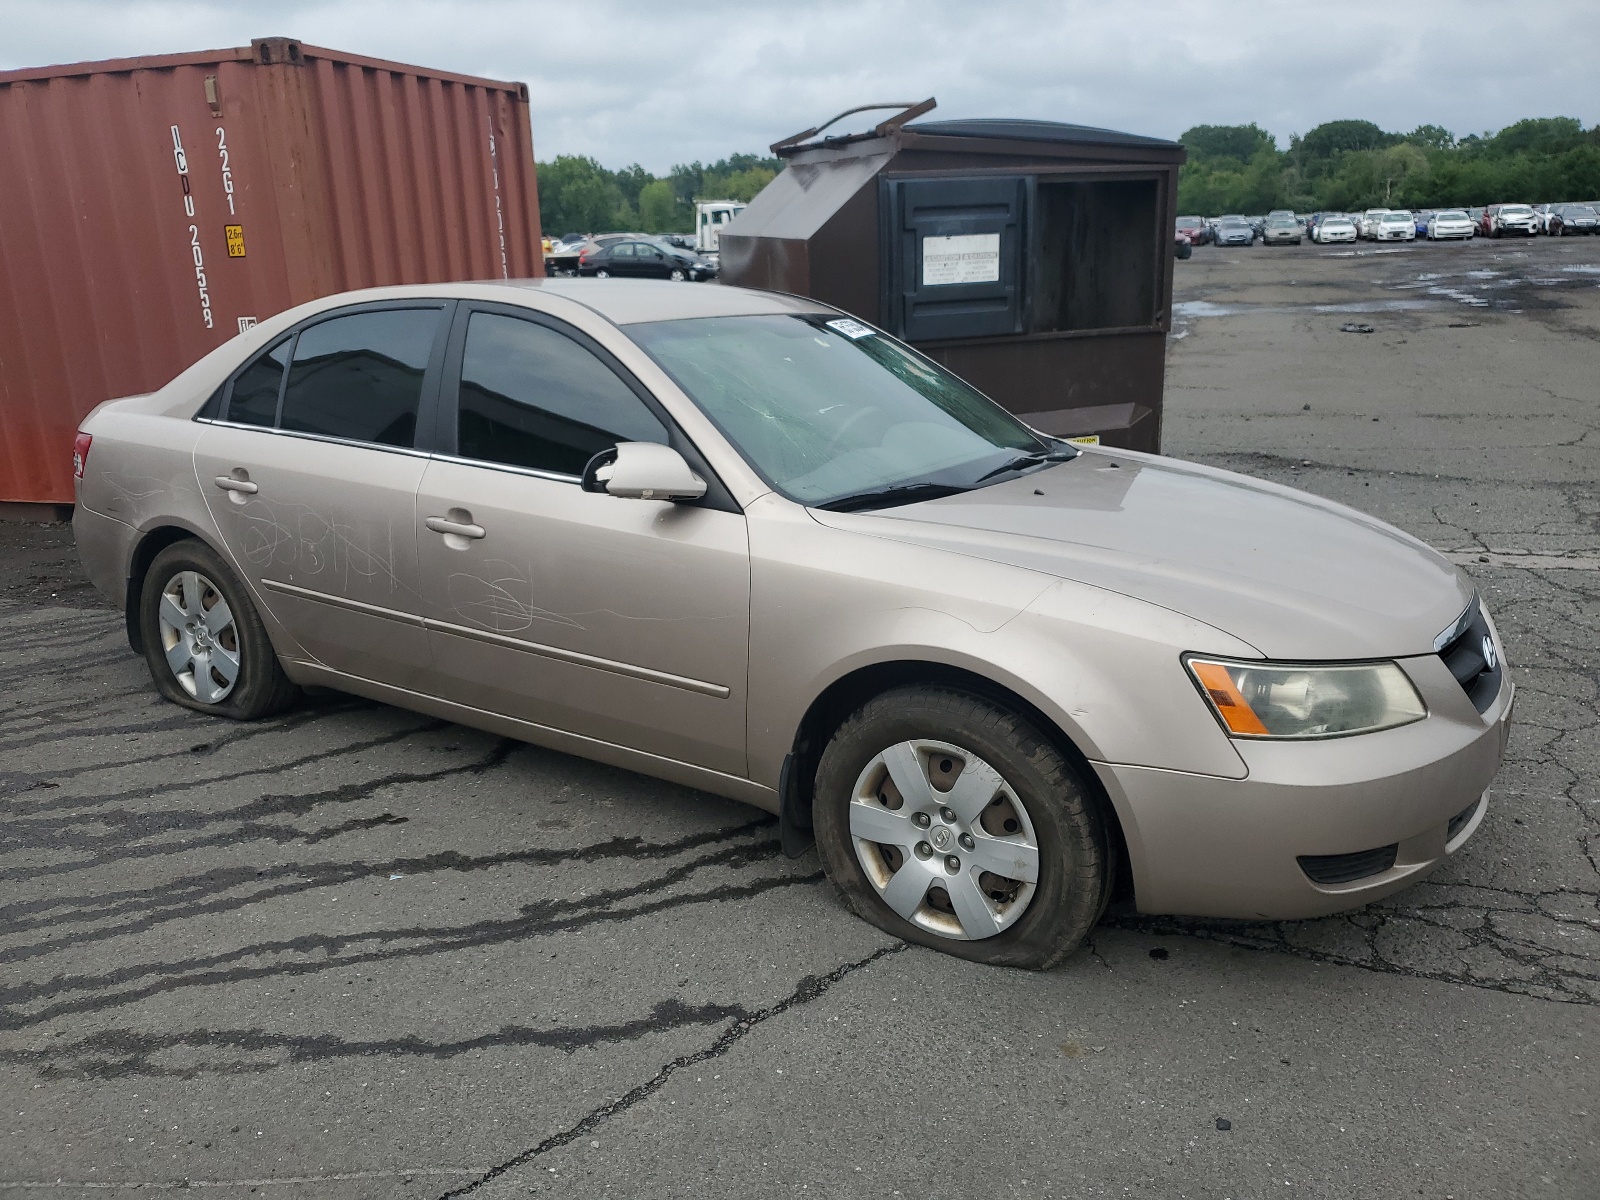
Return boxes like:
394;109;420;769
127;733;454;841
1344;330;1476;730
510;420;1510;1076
1176;215;1210;246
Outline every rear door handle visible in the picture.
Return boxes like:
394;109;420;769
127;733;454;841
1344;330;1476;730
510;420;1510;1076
425;515;486;539
214;476;258;494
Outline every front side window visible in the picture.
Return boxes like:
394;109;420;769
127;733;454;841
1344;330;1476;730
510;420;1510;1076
227;337;291;427
630;314;1048;507
456;313;668;476
279;308;440;447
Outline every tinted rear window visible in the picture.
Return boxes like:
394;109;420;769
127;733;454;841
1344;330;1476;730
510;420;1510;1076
279;309;440;447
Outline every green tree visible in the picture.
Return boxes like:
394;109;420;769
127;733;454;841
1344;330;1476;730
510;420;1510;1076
1405;124;1455;150
1180;123;1277;164
537;155;627;235
1295;119;1395;164
637;179;688;233
1489;117;1584;157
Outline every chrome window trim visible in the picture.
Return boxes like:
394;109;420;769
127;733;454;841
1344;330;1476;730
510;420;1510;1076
190;418;433;459
428;452;581;485
1433;593;1480;653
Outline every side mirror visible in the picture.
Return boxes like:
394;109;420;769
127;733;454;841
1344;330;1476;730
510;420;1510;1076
582;442;706;501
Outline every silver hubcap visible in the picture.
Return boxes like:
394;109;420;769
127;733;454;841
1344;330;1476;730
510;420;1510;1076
848;739;1040;941
157;571;241;704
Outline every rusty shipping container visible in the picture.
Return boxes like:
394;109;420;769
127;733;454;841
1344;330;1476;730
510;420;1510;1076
0;36;543;508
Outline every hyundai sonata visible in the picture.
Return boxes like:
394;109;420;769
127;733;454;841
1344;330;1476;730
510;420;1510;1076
72;280;1511;968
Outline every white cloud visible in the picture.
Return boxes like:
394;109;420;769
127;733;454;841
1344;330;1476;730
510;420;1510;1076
2;0;1596;170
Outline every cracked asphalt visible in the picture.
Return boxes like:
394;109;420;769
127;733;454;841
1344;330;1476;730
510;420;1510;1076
4;233;1598;1198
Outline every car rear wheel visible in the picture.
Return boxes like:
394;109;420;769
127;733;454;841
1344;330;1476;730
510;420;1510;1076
813;686;1110;969
595;268;611;278
139;539;298;720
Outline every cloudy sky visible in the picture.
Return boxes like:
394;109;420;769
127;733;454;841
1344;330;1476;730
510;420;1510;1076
4;0;1597;172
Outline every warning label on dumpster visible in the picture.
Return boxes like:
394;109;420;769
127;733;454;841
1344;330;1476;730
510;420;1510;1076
921;233;1000;286
224;225;246;257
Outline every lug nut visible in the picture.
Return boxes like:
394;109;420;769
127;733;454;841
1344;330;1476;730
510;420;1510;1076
939;807;957;824
915;842;933;859
945;855;961;873
959;833;975;850
913;812;931;828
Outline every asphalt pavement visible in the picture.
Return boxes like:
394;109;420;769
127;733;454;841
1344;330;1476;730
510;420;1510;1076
3;232;1597;1199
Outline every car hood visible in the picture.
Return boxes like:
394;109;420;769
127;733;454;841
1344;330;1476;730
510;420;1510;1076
809;451;1472;660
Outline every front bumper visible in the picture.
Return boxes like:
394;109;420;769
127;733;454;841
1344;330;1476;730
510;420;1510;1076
1094;654;1513;920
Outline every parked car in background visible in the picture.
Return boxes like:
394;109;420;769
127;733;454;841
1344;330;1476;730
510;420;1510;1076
1426;210;1476;240
1358;209;1391;239
71;278;1511;968
1413;211;1433;237
1213;216;1256;246
1531;204;1556;234
1246;215;1267;235
1312;215;1358;244
1262;214;1302;245
544;236;593;277
1483;204;1538;238
579;238;717;281
1466;207;1485;229
1373;211;1417;242
1549;204;1598;235
1176;215;1211;246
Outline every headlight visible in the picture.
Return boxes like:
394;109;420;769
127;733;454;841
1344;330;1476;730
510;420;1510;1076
1185;657;1426;739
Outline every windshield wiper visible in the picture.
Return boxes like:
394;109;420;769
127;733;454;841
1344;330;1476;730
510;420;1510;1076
816;482;970;513
971;446;1079;484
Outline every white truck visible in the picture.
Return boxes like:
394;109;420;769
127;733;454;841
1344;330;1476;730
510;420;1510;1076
696;200;746;255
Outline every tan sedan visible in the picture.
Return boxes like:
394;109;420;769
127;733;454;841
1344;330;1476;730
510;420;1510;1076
72;280;1512;968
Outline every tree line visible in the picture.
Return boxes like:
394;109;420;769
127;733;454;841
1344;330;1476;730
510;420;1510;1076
536;153;781;237
1178;117;1600;215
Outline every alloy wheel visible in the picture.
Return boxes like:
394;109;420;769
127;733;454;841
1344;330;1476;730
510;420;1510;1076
848;739;1039;941
157;570;241;703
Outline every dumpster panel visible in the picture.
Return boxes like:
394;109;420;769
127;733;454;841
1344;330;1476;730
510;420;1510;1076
0;40;541;505
883;175;1026;341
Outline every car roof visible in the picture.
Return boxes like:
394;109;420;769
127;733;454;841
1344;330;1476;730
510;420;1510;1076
512;279;827;324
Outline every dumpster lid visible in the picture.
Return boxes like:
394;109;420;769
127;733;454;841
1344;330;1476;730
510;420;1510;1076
905;118;1179;149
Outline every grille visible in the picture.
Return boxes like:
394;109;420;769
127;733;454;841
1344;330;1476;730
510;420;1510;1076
1298;844;1399;885
1437;602;1502;714
1447;797;1482;841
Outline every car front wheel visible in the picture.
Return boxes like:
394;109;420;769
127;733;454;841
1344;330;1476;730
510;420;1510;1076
813;686;1111;969
669;267;687;281
139;539;298;720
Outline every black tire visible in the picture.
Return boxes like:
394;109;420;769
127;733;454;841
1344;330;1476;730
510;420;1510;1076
139;539;298;720
812;686;1111;969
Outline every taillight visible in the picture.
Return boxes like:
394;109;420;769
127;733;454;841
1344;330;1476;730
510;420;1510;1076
73;431;92;480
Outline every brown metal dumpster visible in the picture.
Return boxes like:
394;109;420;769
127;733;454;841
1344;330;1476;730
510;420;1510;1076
719;101;1185;453
0;37;543;509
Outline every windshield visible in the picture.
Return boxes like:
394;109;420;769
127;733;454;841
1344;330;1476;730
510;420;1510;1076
1267;218;1296;227
1381;212;1411;222
628;314;1051;507
1571;206;1597;217
1501;205;1533;215
1437;210;1468;220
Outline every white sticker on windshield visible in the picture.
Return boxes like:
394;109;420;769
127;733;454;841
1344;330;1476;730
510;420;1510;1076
922;233;1001;286
826;317;875;340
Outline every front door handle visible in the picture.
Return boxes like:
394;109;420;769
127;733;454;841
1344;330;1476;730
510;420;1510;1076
214;476;258;494
425;515;486;540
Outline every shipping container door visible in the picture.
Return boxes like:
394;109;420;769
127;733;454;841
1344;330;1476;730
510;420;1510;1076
883;176;1026;341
